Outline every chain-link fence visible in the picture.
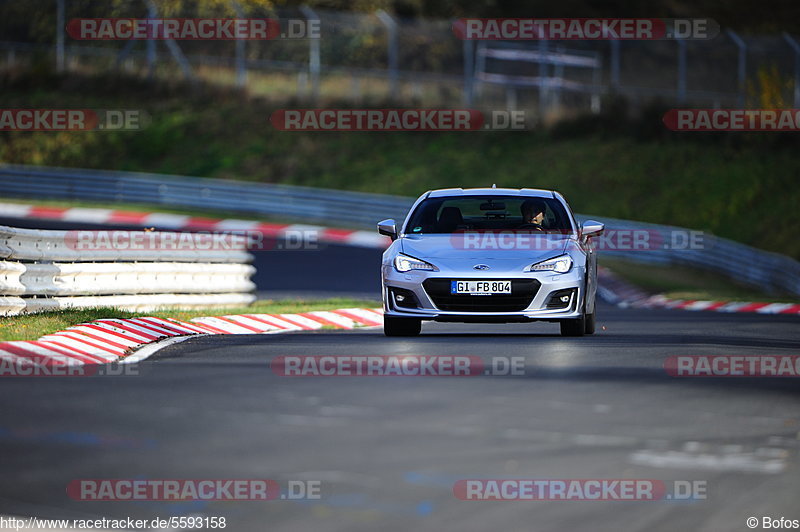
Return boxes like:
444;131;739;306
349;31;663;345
2;1;800;117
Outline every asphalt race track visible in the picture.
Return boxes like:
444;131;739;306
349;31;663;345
1;217;799;531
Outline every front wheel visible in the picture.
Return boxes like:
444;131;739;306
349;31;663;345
560;315;586;337
384;316;422;337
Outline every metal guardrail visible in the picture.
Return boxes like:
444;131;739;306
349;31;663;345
0;164;414;230
587;217;800;297
1;164;799;297
0;221;256;315
0;261;255;296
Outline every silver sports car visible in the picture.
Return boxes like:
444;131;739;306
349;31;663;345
378;187;604;337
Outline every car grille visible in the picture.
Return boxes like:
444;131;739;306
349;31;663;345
423;278;541;312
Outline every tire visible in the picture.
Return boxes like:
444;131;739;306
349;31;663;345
560;315;585;337
584;308;596;335
384;316;422;337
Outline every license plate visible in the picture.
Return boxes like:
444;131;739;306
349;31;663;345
450;280;512;295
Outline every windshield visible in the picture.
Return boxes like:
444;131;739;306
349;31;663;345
405;195;574;235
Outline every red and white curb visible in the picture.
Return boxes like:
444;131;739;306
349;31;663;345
623;295;800;315
0;201;389;249
0;307;384;369
598;267;800;316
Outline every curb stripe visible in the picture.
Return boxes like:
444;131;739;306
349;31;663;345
213;316;264;334
219;315;279;332
30;341;97;364
0;343;68;365
303;311;354;329
241;314;297;330
332;309;383;326
190;317;254;334
73;324;144;346
125;318;186;336
63;328;133;351
26;341;88;364
138;317;208;335
47;332;126;356
183;320;232;335
38;340;108;363
109;211;150;224
276;314;320;330
94;320;163;341
297;312;346;329
0;307;383;369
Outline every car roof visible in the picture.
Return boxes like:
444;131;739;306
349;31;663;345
426;187;555;198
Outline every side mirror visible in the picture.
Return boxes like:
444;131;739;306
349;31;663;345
581;220;604;238
378;219;398;241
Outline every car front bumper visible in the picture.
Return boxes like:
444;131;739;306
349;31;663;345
381;264;586;322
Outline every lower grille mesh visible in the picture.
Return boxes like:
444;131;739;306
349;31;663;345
423;278;540;312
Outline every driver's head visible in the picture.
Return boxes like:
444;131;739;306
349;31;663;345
521;199;546;225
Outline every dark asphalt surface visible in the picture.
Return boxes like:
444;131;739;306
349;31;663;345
1;216;799;531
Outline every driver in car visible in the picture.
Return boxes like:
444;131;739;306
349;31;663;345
520;199;546;231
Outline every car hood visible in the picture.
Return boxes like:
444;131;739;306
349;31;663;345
400;234;572;261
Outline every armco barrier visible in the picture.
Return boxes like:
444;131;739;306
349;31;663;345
0;262;255;296
0;164;414;229
1;164;799;297
0;224;255;316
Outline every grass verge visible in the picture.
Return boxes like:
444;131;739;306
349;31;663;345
0;298;380;342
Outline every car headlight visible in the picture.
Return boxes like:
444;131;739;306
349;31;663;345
528;255;573;273
394;253;437;272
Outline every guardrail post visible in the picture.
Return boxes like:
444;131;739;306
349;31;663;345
232;0;247;88
505;87;517;111
115;40;136;71
376;10;399;101
146;1;157;79
610;39;620;91
727;29;747;107
300;6;321;102
538;37;549;121
147;0;195;83
591;52;602;113
783;32;800;108
677;39;687;104
553;45;564;111
462;37;474;106
474;40;486;98
55;0;65;73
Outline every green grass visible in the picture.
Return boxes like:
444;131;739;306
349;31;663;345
1;72;799;261
0;298;379;342
601;257;799;303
